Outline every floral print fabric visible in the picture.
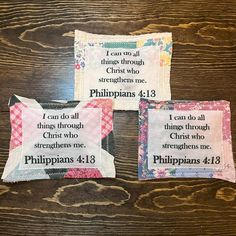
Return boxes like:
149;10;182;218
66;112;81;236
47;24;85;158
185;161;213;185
2;95;116;182
74;30;172;110
138;98;235;183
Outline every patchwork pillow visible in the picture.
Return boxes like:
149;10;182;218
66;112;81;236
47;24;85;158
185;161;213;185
138;98;235;183
2;95;115;182
74;30;172;110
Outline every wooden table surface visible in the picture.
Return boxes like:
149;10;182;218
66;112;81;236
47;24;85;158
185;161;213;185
0;1;236;235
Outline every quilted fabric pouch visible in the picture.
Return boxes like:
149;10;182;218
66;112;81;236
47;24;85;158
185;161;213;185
138;98;235;183
74;30;172;110
2;95;115;182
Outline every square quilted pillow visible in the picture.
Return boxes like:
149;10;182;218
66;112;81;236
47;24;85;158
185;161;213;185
138;98;235;183
2;95;115;182
74;30;172;110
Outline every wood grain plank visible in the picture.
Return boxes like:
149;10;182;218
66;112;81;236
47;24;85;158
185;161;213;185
0;0;236;235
